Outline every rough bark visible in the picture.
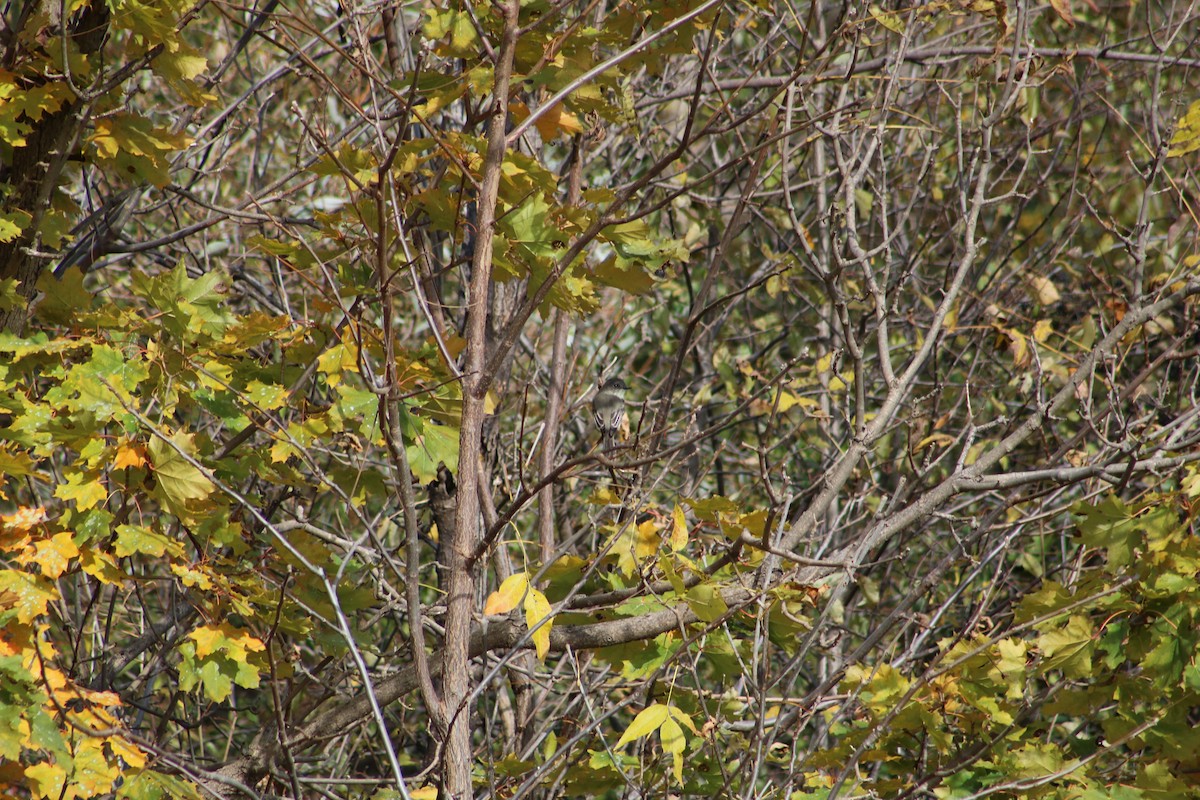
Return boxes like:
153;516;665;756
0;0;111;333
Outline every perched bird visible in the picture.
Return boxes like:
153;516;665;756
592;377;627;451
54;188;138;277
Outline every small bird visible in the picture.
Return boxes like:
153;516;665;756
592;377;627;451
54;188;138;277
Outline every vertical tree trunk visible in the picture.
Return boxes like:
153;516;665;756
440;3;520;796
0;0;111;333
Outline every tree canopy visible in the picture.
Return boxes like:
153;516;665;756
2;0;1200;798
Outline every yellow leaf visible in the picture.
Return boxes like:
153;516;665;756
634;519;660;559
774;388;817;413
994;325;1030;367
670;504;688;551
589;487;623;505
92;131;119;158
915;433;956;452
171;562;214;590
869;3;906;32
411;788;439;800
1;506;47;531
1026;274;1060;305
524;587;553;661
73;736;118;795
667;704;699;734
270;438;295;463
24;761;66;799
189;625;225;658
54;471;108;511
153;48;208;81
1031;319;1054;342
79;549;125;585
661;716;685;782
85;689;121;707
108;735;147;769
189;622;265;661
484;572;528;615
0;568;56;623
31;532;78;578
611;518;662;578
616;703;669;747
317;337;359;387
1169;100;1200;157
227;625;266;655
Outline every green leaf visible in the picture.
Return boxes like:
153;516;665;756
0;209;30;243
1014;580;1073;623
596;633;680;679
1037;614;1095;678
34;265;95;323
117;770;203;800
56;344;148;420
114;524;177;558
1011;742;1070;780
406;417;459;484
244;380;287;411
686;583;728;622
1141;628;1189;687
1075;497;1139;569
130;262;231;340
153;47;207;81
685;495;740;520
197;659;234;702
661;715;685;782
423;8;479;57
148;431;215;512
311;144;379;185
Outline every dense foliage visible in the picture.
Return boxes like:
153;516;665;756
2;0;1200;798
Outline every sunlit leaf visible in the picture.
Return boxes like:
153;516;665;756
0;568;56;623
616;703;669;747
485;572;529;615
1169;100;1200;157
148;431;215;511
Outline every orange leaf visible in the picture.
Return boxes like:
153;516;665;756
533;103;584;141
114;442;148;469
